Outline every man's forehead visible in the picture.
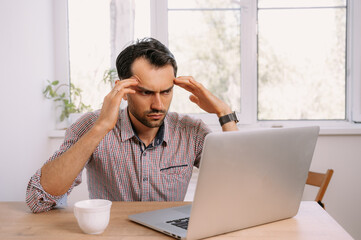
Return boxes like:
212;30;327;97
131;58;175;91
132;58;174;76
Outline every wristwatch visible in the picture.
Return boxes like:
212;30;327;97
219;111;239;126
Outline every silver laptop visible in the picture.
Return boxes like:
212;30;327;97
129;126;320;240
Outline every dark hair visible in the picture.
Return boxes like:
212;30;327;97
116;38;177;80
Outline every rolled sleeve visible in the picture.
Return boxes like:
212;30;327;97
25;112;96;213
26;168;83;213
26;169;66;213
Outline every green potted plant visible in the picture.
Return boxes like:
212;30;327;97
43;68;117;129
43;80;92;128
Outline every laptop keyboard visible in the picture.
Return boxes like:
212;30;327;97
166;217;189;230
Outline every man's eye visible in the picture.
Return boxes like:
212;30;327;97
141;91;152;95
162;90;171;95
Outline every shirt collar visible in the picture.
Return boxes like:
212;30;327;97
119;108;169;146
163;115;170;145
119;108;135;142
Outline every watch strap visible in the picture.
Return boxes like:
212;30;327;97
219;111;239;126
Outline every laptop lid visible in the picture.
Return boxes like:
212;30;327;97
129;126;319;240
186;126;319;239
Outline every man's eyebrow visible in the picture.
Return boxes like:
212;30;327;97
136;85;174;93
135;86;153;93
160;85;174;93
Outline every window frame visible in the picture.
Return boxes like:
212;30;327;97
350;0;361;123
55;0;361;133
54;0;71;95
150;0;361;128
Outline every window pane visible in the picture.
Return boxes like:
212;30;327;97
258;7;346;120
134;0;150;39
68;0;111;110
258;0;346;8
168;9;241;113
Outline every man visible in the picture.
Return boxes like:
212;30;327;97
26;38;238;213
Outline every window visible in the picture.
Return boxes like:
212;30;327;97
68;0;112;110
257;0;346;120
65;0;361;126
152;0;361;126
67;0;149;111
167;0;241;114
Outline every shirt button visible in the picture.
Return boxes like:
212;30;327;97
143;152;147;156
143;177;148;182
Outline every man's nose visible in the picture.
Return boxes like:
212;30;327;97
151;93;163;110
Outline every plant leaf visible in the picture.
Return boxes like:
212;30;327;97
52;80;59;86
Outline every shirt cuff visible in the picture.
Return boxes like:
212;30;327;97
26;169;67;213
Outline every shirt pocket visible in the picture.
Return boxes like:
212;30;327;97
159;162;193;201
160;164;190;176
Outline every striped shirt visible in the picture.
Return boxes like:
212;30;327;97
26;109;211;213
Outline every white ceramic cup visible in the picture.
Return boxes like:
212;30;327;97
74;199;112;234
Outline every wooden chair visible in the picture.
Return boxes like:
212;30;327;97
306;169;334;209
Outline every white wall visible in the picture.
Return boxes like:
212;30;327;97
0;0;54;200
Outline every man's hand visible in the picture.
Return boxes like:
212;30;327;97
174;76;238;131
95;78;138;132
174;76;232;117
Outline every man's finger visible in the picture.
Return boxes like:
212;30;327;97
132;75;141;83
111;79;138;96
188;77;204;90
174;77;197;93
176;76;205;91
189;95;199;104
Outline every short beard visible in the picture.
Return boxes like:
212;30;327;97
128;106;168;128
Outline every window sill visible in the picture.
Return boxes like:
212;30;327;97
255;121;361;136
48;122;361;139
48;130;67;139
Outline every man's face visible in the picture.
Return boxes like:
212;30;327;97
126;58;174;129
